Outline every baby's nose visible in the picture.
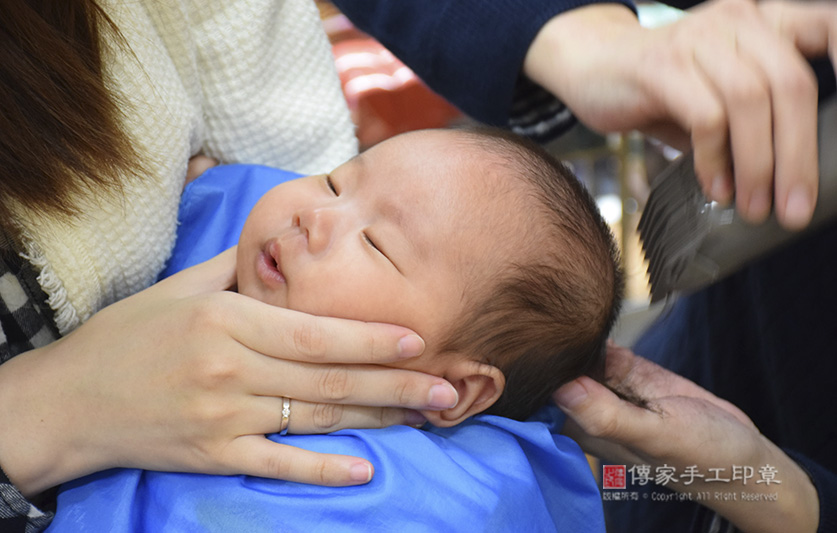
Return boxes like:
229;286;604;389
297;206;337;254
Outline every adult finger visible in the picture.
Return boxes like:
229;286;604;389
639;28;734;203
230;395;426;436
285;399;426;434
694;36;775;223
223;435;374;486
224;295;426;363
247;359;458;411
734;0;837;230
759;0;836;228
553;375;662;449
761;0;837;63
601;344;756;429
186;154;219;185
599;343;682;399
736;21;818;229
555;374;736;464
155;246;239;296
560;416;646;466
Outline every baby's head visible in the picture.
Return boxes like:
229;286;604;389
237;127;622;424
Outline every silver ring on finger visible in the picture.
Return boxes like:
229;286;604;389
280;397;291;436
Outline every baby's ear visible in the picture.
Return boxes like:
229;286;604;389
422;359;505;428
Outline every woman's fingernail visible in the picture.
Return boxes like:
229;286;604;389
397;334;425;358
784;186;813;230
554;381;588;410
405;410;427;427
746;187;771;222
350;462;372;483
427;383;458;409
711;175;730;203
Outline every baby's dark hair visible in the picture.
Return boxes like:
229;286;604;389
437;126;624;421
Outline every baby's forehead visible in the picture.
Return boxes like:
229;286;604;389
359;128;544;251
433;188;542;284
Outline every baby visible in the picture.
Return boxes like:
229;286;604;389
233;126;623;422
48;127;621;532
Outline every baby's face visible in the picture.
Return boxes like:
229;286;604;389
236;130;531;374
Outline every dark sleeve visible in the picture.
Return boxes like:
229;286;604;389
0;469;53;533
331;0;636;141
785;449;837;533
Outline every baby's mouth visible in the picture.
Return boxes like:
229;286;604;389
257;239;286;285
267;248;279;270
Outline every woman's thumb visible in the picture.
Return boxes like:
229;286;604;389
158;246;238;296
553;379;590;412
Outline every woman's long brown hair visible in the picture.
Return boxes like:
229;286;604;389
0;1;137;239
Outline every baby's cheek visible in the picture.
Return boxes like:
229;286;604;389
290;290;352;319
290;281;387;323
283;276;333;316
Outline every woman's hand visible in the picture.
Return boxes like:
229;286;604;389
525;0;837;230
185;153;219;185
554;343;819;533
0;248;457;496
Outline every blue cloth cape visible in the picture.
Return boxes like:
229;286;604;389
48;165;605;532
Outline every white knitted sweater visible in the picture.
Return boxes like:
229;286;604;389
13;0;358;335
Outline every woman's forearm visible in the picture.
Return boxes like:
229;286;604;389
710;435;819;533
0;341;86;496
